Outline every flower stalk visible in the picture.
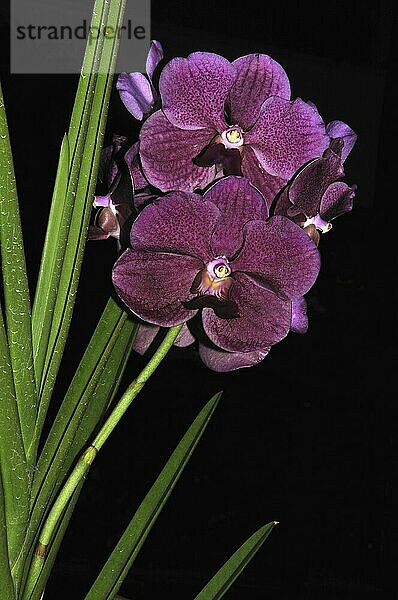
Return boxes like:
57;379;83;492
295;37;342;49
22;324;182;598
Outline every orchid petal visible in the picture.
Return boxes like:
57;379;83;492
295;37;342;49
245;97;329;180
159;52;235;130
229;53;290;129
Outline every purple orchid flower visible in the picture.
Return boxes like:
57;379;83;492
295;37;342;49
275;138;356;245
117;40;164;120
89;135;134;250
112;176;320;370
137;51;331;206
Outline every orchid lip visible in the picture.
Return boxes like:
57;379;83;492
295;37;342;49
190;257;233;302
303;214;332;233
221;126;244;149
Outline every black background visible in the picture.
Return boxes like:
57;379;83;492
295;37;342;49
0;1;396;598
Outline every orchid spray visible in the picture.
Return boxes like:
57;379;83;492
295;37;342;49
0;0;356;598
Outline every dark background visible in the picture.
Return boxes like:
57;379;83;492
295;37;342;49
0;1;396;598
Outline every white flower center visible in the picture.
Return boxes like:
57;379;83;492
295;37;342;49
207;257;231;280
221;126;244;149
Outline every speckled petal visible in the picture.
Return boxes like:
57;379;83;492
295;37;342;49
202;272;291;352
131;191;220;262
290;297;308;333
231;216;321;300
273;185;291;216
326;120;357;162
112;249;201;327
245;97;329;180
199;343;270;372
146;40;164;81
117;72;154;120
320;182;356;222
124;142;148;192
175;324;196;347
241;147;286;210
288;149;344;218
139;110;217;192
133;323;160;354
229;53;291;130
159;52;235;130
132;321;194;355
203;176;268;259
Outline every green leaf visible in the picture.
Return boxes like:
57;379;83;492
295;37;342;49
31;0;126;455
0;469;16;599
0;82;37;465
193;521;277;599
31;297;137;509
31;133;70;391
84;392;222;600
17;301;136;592
0;301;30;575
10;0;126;587
21;480;85;600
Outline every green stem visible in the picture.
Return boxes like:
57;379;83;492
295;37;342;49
92;325;182;451
22;325;182;599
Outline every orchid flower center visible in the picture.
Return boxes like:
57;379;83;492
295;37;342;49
189;257;233;302
207;257;231;280
221;126;244;150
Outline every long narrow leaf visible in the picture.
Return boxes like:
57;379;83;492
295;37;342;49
0;301;30;574
31;0;126;452
31;133;70;389
21;295;135;596
22;480;85;600
0;82;37;464
0;467;16;599
84;392;222;600
193;521;277;600
12;0;126;585
31;298;137;508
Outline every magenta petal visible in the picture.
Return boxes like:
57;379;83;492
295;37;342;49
202;273;291;352
94;194;111;208
133;323;160;354
146;40;164;81
132;322;194;354
273;186;292;217
124;142;148;192
203;176;268;259
320;182;356;222
131;191;220;262
241;147;286;210
117;73;154;120
232;217;321;300
159;52;235;131
112;249;202;327
175;324;196;347
199;343;270;372
139;110;217;192
229;54;291;130
245;97;329;180
326;120;357;162
290;297;308;333
288;150;344;218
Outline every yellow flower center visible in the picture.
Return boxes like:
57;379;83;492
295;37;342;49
214;264;230;278
225;129;242;144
